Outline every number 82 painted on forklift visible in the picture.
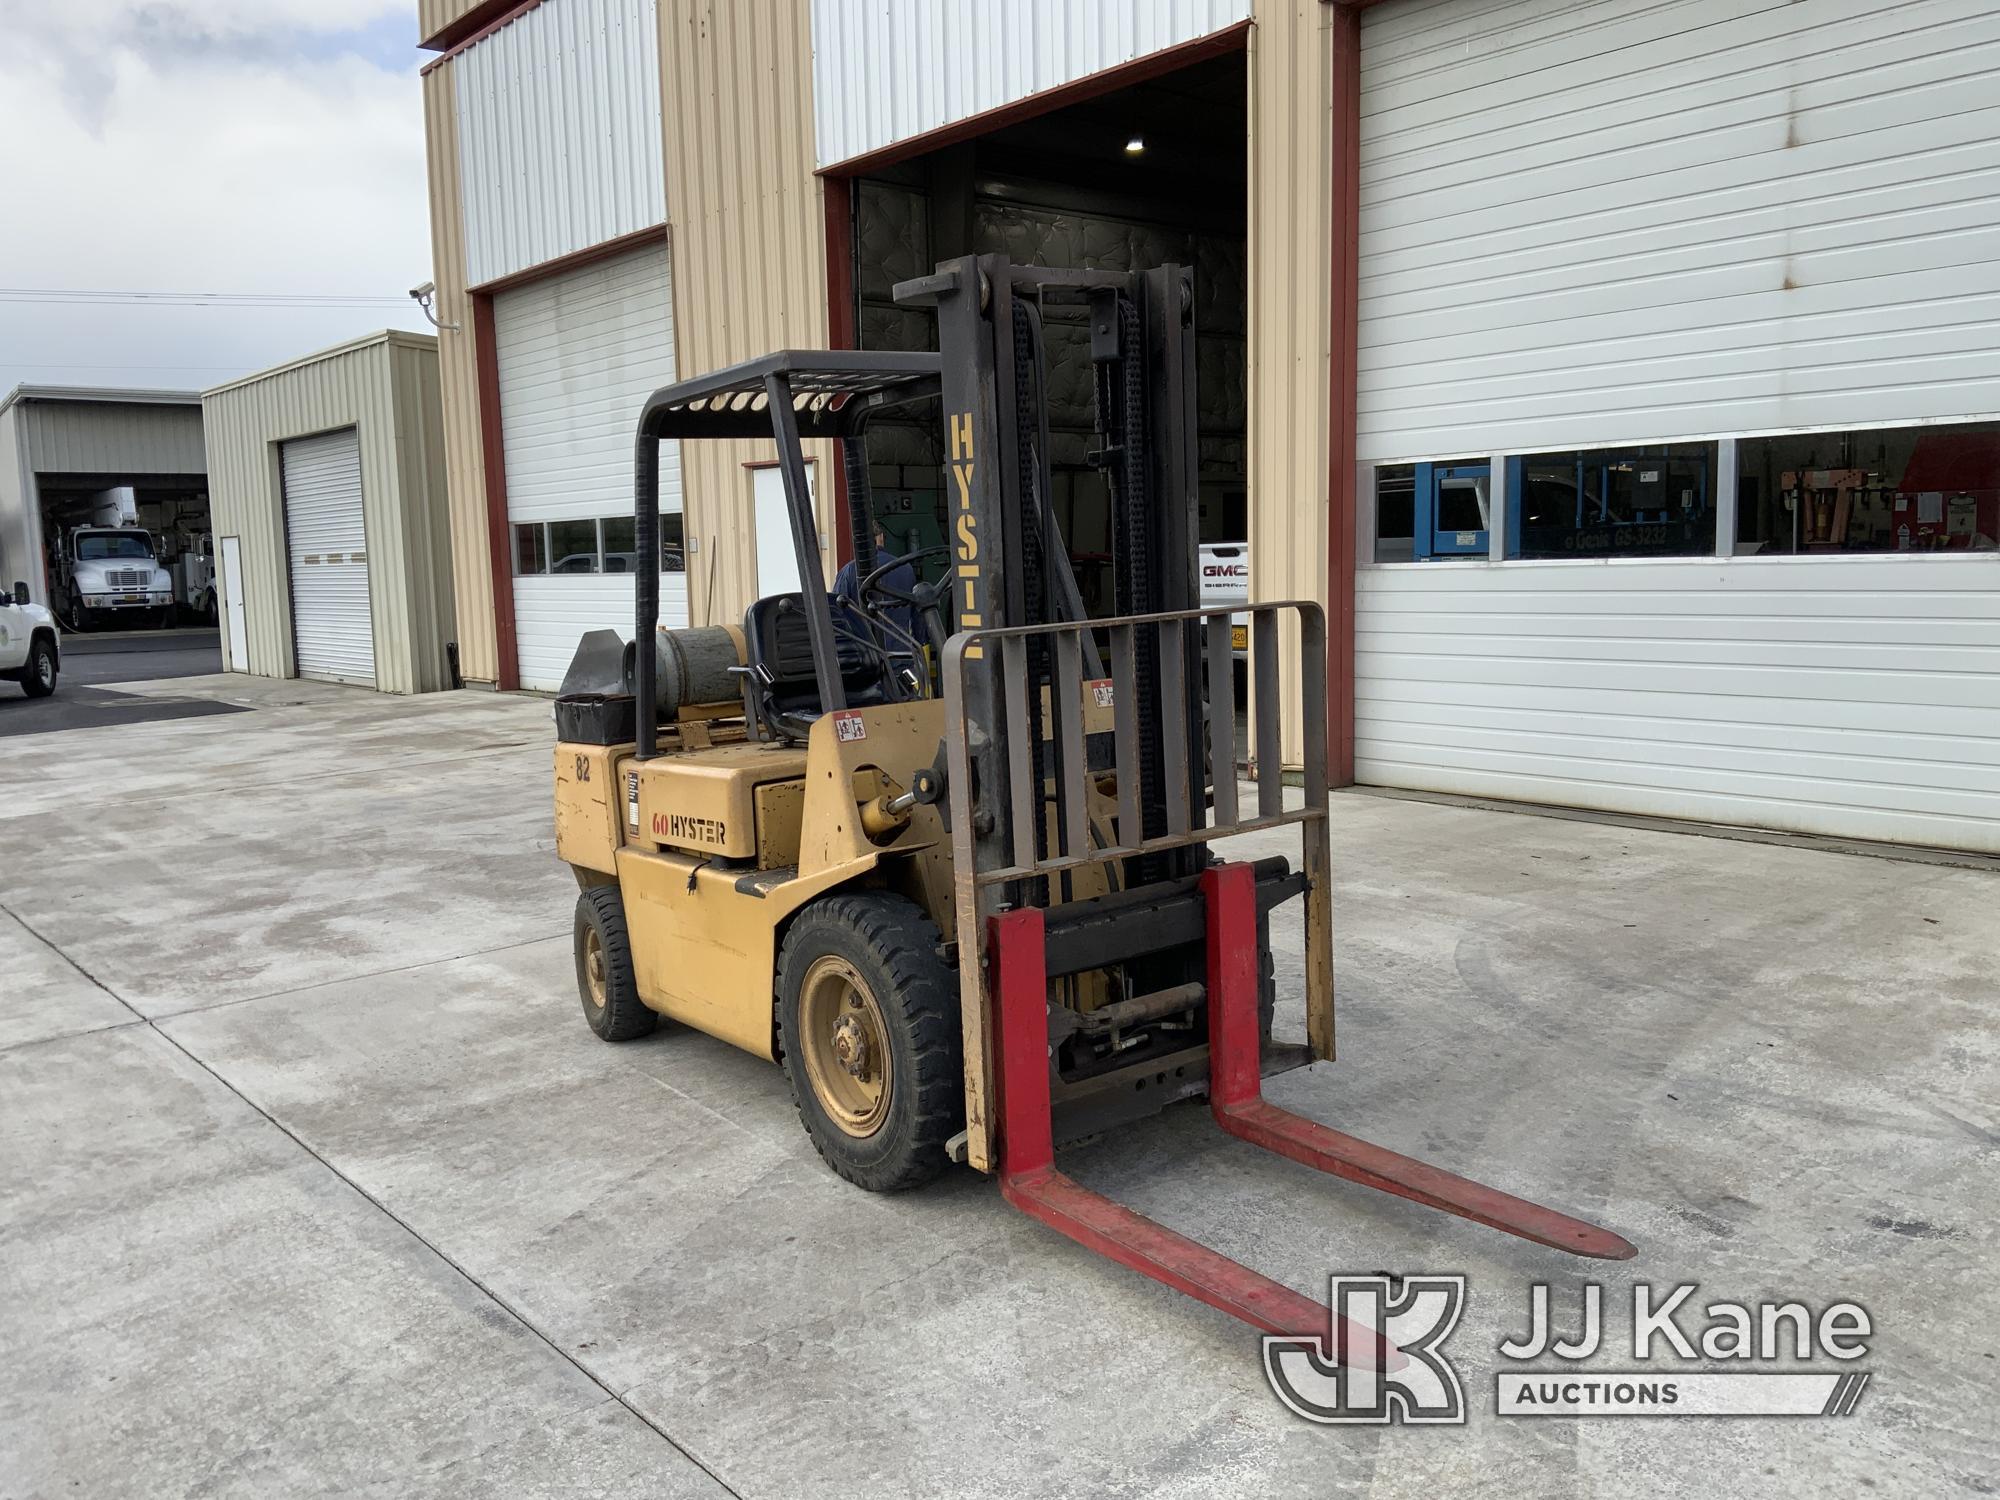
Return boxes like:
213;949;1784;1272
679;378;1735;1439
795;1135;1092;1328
550;257;1635;1364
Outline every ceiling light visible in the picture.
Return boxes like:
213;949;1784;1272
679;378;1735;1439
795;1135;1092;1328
1124;135;1145;155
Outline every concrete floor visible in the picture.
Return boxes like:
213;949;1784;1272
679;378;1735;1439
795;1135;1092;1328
1;673;1993;1498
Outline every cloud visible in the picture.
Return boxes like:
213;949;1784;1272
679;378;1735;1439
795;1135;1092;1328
0;0;432;393
5;1;413;128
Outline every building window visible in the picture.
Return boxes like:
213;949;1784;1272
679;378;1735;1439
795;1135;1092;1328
514;515;686;574
1737;422;2000;555
513;523;547;575
547;519;600;574
1512;444;1715;560
1373;460;1489;560
1374;464;1415;562
600;516;637;572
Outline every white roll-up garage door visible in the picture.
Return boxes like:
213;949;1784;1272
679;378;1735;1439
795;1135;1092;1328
1356;0;2000;462
495;242;686;691
1350;0;2000;854
282;428;374;687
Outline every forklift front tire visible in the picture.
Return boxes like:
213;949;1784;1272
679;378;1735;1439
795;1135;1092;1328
777;893;962;1193
574;886;658;1042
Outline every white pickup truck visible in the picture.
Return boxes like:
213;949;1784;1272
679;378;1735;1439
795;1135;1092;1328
0;580;61;697
1199;542;1250;662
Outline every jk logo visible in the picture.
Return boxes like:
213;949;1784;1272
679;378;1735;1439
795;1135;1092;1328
1263;1275;1467;1425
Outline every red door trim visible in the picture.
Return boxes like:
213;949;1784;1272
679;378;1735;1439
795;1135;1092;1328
470;292;521;691
1326;4;1363;786
420;0;546;69
467;224;670;297
823;176;858;570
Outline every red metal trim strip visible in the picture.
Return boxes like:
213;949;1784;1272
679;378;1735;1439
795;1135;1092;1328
470;292;521;692
420;0;546;69
1326;5;1362;787
823;175;858;570
816;20;1252;179
467;224;670;297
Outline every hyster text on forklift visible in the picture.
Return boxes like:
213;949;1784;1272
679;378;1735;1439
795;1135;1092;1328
551;257;1635;1354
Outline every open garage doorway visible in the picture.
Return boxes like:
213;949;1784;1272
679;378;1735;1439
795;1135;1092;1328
36;474;215;634
32;475;221;693
837;49;1249;619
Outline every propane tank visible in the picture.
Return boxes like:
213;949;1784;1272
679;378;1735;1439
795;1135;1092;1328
621;624;745;717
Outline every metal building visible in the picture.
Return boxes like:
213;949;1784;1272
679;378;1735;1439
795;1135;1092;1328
420;0;828;693
0;386;208;610
419;0;2000;854
201;331;458;695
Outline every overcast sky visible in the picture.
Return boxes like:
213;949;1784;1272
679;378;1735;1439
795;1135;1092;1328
0;0;434;397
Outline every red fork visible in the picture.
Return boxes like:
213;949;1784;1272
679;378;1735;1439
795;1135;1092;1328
991;906;1399;1367
1199;860;1636;1262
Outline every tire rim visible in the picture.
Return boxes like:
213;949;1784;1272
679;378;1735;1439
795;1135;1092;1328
36;652;52;688
798;954;892;1138
583;927;607;1009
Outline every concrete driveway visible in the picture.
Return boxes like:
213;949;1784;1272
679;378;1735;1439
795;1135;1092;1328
2;674;1993;1498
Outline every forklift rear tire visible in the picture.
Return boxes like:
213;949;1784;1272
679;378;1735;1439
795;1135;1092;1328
574;886;658;1042
777;893;961;1193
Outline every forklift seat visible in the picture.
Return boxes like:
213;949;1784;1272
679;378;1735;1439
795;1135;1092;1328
743;593;896;741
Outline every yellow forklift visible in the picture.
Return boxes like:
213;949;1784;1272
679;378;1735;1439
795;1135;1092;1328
553;257;1632;1350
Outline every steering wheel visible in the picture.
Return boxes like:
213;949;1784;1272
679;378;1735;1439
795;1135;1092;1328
855;544;953;676
858;544;950;608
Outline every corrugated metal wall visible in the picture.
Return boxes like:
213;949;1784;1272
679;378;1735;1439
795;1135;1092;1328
1246;0;1332;771
15;399;206;477
202;334;458;695
1355;555;2000;853
811;0;1254;169
454;0;666;286
385;336;463;693
423;59;497;684
660;0;834;626
1355;0;2000;462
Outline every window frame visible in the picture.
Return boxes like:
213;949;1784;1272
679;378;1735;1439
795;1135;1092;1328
1361;421;2000;569
512;513;689;576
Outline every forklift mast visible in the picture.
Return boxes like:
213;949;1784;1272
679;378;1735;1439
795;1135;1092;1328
897;256;1210;895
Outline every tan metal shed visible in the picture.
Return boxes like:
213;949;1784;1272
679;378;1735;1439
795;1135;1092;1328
202;331;458;694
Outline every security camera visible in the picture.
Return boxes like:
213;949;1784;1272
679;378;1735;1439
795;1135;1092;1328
408;281;458;332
